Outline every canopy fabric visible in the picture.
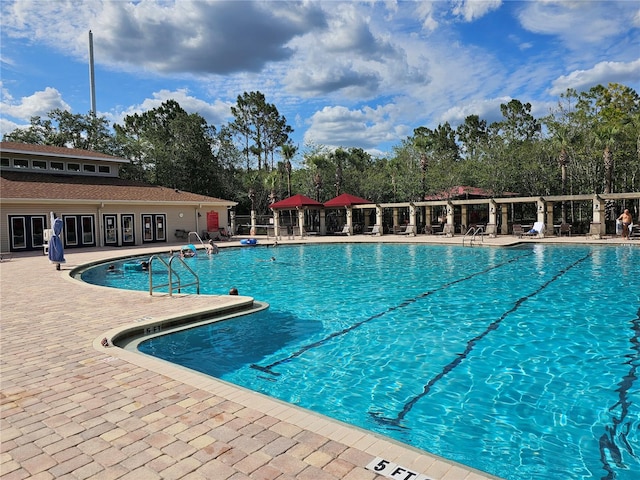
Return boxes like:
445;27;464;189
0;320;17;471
270;194;323;209
324;193;372;208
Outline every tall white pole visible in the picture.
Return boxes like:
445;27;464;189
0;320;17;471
88;30;96;116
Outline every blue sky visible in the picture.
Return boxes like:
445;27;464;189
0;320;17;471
1;1;639;158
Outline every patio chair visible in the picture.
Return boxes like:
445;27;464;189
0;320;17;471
436;224;454;237
559;223;571;236
512;224;524;238
423;225;434;235
364;225;381;235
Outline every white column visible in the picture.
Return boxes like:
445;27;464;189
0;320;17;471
298;208;305;238
409;203;416;228
319;209;326;235
273;210;280;239
250;209;256;236
446;202;454;227
536;198;546;224
346;207;353;235
593;195;605;236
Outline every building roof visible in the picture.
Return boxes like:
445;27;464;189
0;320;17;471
324;193;372;208
1;171;235;205
0;141;129;163
270;194;323;209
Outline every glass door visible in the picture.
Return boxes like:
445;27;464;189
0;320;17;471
64;217;78;246
142;215;153;242
104;215;117;245
155;214;166;241
121;214;135;245
10;217;26;250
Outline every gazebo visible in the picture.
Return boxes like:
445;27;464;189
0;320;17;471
270;194;323;238
324;193;373;235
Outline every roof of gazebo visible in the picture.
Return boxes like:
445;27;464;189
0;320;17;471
270;193;323;209
324;193;373;208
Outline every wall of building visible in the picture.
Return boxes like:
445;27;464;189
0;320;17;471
0;203;230;253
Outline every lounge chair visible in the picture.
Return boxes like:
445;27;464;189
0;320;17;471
423;225;434;235
523;221;545;238
364;225;381;235
399;225;416;236
335;225;351;235
435;224;454;237
512;224;524;238
558;223;571;236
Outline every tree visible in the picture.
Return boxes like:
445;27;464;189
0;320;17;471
229;91;293;171
543;89;582;221
412;123;461;196
114;100;226;197
280;144;297;198
3;109;117;154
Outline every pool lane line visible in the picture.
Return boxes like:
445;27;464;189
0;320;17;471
598;305;640;479
370;252;592;428
250;251;534;376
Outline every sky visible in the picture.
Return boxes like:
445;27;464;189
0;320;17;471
1;0;639;158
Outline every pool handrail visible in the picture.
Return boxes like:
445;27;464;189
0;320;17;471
148;254;200;296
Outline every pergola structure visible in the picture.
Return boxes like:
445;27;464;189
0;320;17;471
269;192;639;238
323;193;373;235
269;194;323;239
364;193;640;237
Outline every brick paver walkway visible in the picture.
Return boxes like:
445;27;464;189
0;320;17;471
1;236;564;479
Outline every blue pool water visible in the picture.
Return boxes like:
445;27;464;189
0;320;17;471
81;243;640;480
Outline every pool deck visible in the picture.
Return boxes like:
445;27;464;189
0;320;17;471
2;234;637;480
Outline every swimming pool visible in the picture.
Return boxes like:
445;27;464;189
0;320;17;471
81;243;640;480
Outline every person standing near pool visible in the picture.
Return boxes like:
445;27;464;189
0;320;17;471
617;209;633;240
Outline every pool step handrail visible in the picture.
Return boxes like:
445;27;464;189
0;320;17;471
188;231;206;248
148;254;200;296
462;226;485;246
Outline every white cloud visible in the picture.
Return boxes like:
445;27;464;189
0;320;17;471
0;86;70;120
413;1;439;32
452;0;502;22
440;96;512;126
550;59;640;95
108;88;233;127
518;0;637;49
304;104;409;152
0;118;22;137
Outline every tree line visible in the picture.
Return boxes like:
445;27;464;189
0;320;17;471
4;83;639;216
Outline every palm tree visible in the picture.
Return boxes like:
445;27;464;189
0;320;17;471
281;144;297;198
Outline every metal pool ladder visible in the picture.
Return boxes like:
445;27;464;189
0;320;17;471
148;255;200;296
462;226;485;246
